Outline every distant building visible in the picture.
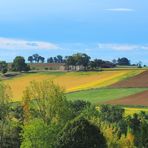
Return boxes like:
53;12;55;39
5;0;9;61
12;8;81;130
66;65;85;71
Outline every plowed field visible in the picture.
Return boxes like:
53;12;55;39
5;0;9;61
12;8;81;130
110;71;148;88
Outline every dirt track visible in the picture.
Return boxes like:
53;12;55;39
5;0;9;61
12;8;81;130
110;70;148;88
105;90;148;106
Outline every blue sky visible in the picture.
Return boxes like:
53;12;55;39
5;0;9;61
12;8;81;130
0;0;148;64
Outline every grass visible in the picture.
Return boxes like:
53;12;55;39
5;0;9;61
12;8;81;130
2;70;144;101
67;88;148;104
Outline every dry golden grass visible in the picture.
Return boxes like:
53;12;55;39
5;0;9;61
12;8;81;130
3;70;143;101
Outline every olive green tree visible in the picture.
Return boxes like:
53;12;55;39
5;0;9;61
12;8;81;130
55;116;107;148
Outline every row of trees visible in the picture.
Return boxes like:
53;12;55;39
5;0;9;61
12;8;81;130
0;54;144;74
0;56;30;74
28;54;45;63
28;54;64;63
27;53;133;67
112;57;131;66
47;55;64;63
65;53;115;70
0;80;148;147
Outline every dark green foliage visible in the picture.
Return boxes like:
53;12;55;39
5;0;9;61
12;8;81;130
65;53;91;70
0;120;21;148
28;56;33;63
11;103;24;122
47;55;64;63
117;119;128;138
89;59;115;69
56;117;107;148
12;56;30;72
99;105;124;123
127;113;141;133
70;100;91;116
126;113;148;147
0;61;8;74
141;121;148;147
117;57;130;66
0;84;21;148
31;54;45;63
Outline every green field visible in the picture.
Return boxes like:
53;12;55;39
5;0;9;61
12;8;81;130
67;88;148;104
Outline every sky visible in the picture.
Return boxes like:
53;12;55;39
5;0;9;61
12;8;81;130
0;0;148;64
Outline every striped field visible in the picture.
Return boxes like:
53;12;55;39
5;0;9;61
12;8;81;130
2;70;144;101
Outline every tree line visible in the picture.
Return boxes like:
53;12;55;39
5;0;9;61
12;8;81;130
27;53;132;68
0;53;144;74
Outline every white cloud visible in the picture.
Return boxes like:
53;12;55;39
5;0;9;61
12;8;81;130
98;43;148;51
0;37;59;50
105;8;134;12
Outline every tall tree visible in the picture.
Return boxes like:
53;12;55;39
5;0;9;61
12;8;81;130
12;56;30;72
38;56;45;63
23;81;70;124
57;55;63;63
28;56;33;63
47;57;54;63
32;54;40;63
80;53;91;70
0;61;8;74
117;57;130;66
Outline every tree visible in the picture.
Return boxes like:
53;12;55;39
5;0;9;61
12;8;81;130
70;100;90;117
23;81;70;124
79;53;90;70
65;56;76;70
112;59;117;65
101;61;115;68
0;61;8;74
47;57;54;63
0;83;20;148
100;105;124;123
0;83;11;120
28;56;33;63
12;56;30;72
38;56;45;63
57;55;63;63
117;57;130;66
141;121;148;147
137;61;142;68
89;61;97;70
55;117;107;148
21;119;58;148
53;57;58;63
32;54;40;63
94;59;104;68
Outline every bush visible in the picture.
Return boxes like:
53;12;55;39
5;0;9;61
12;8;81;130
55;117;107;148
99;105;124;123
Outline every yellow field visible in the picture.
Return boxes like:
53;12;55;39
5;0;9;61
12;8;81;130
96;106;148;116
124;107;148;116
3;70;143;101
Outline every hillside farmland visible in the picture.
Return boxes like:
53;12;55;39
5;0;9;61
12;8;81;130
3;70;142;101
